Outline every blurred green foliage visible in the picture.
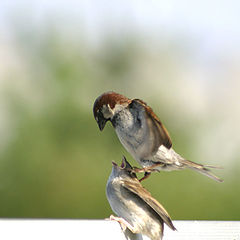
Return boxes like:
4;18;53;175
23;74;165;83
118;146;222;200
0;27;239;220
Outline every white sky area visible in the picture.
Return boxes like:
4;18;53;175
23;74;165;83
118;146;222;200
0;0;239;82
0;0;239;167
1;0;240;53
0;0;240;77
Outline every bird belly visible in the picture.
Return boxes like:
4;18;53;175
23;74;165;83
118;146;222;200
115;128;147;165
113;109;154;165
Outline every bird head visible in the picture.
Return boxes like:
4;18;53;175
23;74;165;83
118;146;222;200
93;91;130;131
111;156;137;179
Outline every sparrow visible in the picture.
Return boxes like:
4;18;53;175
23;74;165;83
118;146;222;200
106;156;176;240
93;91;222;182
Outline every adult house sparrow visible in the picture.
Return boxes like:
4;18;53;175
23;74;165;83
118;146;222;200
106;156;176;240
93;91;222;182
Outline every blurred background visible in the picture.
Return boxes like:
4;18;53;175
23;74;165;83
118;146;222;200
0;0;239;220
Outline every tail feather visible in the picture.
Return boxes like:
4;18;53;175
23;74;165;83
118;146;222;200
182;159;223;182
203;165;223;169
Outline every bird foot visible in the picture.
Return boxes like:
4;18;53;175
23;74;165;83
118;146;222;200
132;163;164;181
132;163;163;173
108;215;136;233
139;172;151;182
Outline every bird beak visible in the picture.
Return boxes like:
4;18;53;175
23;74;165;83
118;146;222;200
122;156;132;170
97;116;107;131
112;161;118;167
121;157;126;168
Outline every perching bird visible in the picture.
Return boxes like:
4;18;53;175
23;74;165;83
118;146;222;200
106;156;176;240
93;91;222;182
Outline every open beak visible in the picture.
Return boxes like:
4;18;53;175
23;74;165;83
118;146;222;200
112;161;118;167
121;157;126;168
122;156;132;169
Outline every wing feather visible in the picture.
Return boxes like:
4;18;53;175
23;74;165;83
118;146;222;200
132;99;172;150
122;180;176;231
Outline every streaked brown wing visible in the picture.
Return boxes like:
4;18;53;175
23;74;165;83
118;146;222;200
122;180;176;231
132;99;172;149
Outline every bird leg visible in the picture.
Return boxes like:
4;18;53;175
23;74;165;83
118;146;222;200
132;163;164;173
108;215;137;233
132;163;164;181
139;172;151;182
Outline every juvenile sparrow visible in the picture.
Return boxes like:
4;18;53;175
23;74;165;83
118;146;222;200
106;156;176;240
93;91;222;182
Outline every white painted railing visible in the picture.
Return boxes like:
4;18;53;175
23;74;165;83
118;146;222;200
0;219;239;240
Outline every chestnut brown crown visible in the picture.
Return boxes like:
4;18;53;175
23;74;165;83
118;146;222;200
93;91;130;118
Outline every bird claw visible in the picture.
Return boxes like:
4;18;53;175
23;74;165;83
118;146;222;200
132;167;145;173
108;215;131;232
139;172;151;182
131;163;163;181
132;164;162;173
